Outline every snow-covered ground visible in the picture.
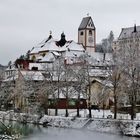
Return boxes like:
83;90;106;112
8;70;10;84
48;109;140;120
48;109;113;118
1;109;140;121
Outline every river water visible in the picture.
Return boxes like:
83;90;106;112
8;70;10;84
21;126;139;140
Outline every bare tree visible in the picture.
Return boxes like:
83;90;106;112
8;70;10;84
37;63;55;115
53;57;65;116
61;63;76;117
114;30;140;120
37;81;51;115
120;42;140;120
72;64;86;117
79;54;93;118
101;49;124;119
108;65;122;119
11;70;28;112
100;31;114;53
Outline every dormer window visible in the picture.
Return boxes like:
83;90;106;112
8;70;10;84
42;52;46;57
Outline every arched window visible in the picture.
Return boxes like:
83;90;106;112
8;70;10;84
80;31;83;35
89;30;92;36
31;55;36;61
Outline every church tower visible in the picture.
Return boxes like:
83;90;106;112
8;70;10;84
78;16;96;52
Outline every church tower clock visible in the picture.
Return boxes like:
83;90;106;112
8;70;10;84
78;16;96;52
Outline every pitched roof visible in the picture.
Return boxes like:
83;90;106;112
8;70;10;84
40;52;55;63
30;47;41;54
118;26;140;39
78;16;95;30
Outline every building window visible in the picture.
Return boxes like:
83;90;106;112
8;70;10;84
88;21;93;27
32;67;38;71
20;64;23;69
42;52;46;57
48;100;55;105
69;100;76;106
31;55;36;61
89;30;92;36
80;31;83;35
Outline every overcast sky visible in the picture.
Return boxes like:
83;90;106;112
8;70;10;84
0;0;140;65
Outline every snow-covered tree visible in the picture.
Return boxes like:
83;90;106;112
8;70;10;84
72;64;86;117
53;57;65;116
119;39;140;120
61;64;76;117
79;53;93;118
96;31;114;53
101;49;125;119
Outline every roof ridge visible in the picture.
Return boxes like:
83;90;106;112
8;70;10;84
123;25;140;29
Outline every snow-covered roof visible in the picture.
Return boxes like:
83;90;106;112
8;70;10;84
86;52;113;66
39;39;85;53
39;38;60;52
30;47;41;54
52;51;61;56
118;26;140;39
89;52;112;60
90;69;110;77
4;69;45;81
40;52;55;63
65;50;84;58
49;87;85;99
67;41;85;51
3;74;18;82
29;37;85;57
21;71;45;81
5;63;16;71
92;78;113;87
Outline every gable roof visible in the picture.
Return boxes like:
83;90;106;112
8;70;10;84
118;25;140;39
78;16;95;30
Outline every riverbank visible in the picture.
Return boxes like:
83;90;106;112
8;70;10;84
0;111;140;137
40;115;140;137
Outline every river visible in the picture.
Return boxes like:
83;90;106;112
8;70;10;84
21;126;139;140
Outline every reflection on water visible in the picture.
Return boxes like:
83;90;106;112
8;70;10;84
0;120;39;138
22;127;140;140
0;121;139;140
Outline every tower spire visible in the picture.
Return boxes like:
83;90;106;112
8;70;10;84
134;23;137;33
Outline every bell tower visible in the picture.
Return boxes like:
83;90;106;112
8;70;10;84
78;16;96;52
